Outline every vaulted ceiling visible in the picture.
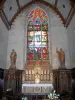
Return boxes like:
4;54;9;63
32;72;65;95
0;0;75;30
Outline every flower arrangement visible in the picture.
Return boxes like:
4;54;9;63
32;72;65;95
48;90;60;100
22;97;28;100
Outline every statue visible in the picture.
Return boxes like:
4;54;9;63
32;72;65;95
56;48;65;66
10;49;17;67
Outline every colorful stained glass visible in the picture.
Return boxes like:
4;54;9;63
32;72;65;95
35;31;41;35
42;31;48;35
27;48;34;53
28;42;34;47
34;41;41;47
33;25;41;31
42;20;48;25
42;25;48;31
27;7;49;60
28;54;33;60
28;25;33;30
28;7;48;24
28;32;34;36
42;47;47;53
42;42;48;47
35;35;41;41
42;36;48;41
28;36;34;42
34;48;41;53
41;53;49;59
28;21;33;25
34;54;39;60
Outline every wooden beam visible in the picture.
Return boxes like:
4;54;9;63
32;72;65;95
55;0;58;7
65;5;75;27
16;0;21;10
0;9;10;30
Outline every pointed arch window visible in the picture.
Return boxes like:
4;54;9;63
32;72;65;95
27;7;49;60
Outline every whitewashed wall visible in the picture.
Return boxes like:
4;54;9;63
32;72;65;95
7;14;26;69
0;18;8;69
57;0;71;19
3;0;18;21
67;14;75;69
6;3;70;69
50;17;70;69
3;0;70;21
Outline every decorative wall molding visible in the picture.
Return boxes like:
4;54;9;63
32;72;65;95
0;9;10;30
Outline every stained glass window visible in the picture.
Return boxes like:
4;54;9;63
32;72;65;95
27;7;49;60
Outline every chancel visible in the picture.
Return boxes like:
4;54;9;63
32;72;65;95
0;0;75;100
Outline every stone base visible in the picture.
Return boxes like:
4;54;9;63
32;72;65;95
53;68;72;93
10;65;16;69
58;65;66;69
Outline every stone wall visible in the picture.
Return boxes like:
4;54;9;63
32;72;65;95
6;3;70;69
67;14;75;69
0;18;8;69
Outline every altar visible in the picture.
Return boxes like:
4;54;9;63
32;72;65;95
22;84;53;93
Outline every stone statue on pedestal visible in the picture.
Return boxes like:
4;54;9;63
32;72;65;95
10;49;17;68
56;48;65;68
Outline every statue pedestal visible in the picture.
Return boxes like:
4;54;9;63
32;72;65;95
10;65;16;69
59;65;66;69
4;68;22;95
53;68;72;93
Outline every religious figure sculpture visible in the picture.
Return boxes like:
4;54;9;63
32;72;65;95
10;49;17;67
56;48;65;66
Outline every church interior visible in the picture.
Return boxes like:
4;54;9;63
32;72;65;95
0;0;75;100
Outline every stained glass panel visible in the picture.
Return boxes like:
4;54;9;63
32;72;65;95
28;42;34;47
42;36;48;41
34;53;41;60
33;25;41;31
42;25;48;31
35;35;41;41
28;36;34;42
27;53;34;60
35;31;41;42
42;42;48;47
28;21;33;25
34;42;41;47
28;25;33;31
28;7;48;24
27;7;49;61
42;20;48;25
42;47;47;53
28;32;34;36
27;47;34;53
34;48;41;53
41;53;49;59
35;31;41;35
42;31;48;35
